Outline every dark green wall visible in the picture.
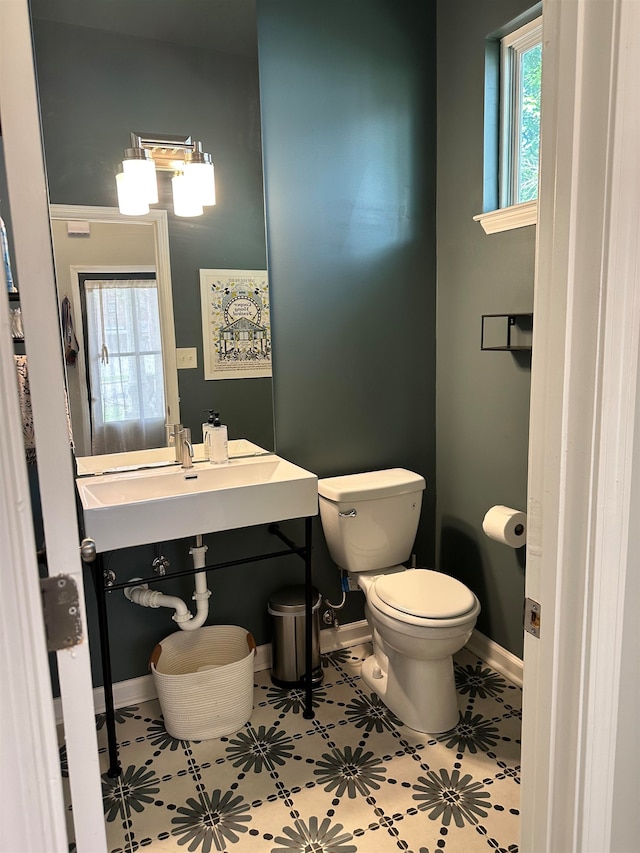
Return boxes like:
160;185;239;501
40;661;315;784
436;0;536;657
257;0;437;600
32;18;274;451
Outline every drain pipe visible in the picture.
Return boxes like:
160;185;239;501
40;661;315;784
124;536;211;630
124;582;193;624
184;536;210;631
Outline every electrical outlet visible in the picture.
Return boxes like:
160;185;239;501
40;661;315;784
176;347;197;369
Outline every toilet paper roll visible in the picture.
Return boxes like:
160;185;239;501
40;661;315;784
482;505;527;548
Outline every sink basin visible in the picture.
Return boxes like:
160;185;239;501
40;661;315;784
76;454;318;552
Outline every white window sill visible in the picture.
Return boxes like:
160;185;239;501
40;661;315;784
473;200;537;234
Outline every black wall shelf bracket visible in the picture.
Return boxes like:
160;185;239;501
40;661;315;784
481;313;533;351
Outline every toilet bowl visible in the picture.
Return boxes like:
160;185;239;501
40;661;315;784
318;469;480;733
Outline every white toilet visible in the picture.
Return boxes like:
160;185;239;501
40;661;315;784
318;468;480;733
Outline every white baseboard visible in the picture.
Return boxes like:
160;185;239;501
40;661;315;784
54;619;372;723
54;621;521;723
465;629;524;688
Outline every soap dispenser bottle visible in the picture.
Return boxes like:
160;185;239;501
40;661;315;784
209;412;228;464
202;410;216;459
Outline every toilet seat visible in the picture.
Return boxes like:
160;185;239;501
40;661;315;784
369;569;476;622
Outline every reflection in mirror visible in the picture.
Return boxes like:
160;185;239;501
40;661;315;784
50;206;179;459
79;272;164;453
30;0;275;470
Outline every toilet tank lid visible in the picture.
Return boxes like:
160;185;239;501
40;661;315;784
318;468;426;502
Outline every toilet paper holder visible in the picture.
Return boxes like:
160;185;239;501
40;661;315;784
482;505;527;548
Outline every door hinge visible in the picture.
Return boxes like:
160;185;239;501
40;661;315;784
40;575;83;651
524;597;541;638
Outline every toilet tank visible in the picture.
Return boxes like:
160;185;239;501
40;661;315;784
318;469;426;573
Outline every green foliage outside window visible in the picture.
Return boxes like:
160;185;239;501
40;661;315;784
518;43;542;203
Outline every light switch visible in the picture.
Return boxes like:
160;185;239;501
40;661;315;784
176;347;197;369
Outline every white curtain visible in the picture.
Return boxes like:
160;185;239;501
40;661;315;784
84;279;165;455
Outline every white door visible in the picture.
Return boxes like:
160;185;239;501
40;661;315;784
0;2;107;850
0;214;70;853
521;0;640;850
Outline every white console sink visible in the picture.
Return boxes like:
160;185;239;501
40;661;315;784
76;454;318;552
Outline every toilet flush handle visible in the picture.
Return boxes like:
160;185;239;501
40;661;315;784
338;509;357;518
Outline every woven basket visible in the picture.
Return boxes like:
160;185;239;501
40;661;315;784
150;625;255;741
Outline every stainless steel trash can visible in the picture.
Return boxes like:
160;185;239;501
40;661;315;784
268;585;323;687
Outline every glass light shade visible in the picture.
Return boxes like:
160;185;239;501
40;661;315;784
122;156;158;204
171;173;203;217
116;172;150;216
184;161;216;206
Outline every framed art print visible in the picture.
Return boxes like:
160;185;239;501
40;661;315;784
200;269;271;381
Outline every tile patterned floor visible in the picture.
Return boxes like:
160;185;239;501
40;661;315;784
61;644;521;852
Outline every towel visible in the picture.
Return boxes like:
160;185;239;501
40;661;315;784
61;296;80;366
14;354;74;464
14;355;36;463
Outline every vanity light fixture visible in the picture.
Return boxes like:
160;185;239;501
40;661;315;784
116;132;216;218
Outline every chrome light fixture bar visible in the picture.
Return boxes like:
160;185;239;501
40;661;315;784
116;132;216;218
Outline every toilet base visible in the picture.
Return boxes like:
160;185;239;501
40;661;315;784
361;651;460;734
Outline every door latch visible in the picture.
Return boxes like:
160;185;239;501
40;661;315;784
40;575;83;651
524;597;541;638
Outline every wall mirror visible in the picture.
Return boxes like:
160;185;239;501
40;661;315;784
29;0;274;473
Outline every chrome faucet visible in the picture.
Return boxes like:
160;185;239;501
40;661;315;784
167;423;193;466
166;423;183;462
181;436;194;469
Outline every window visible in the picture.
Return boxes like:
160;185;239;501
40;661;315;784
81;273;166;455
475;12;542;233
500;16;543;208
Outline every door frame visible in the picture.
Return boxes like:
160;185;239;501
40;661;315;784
0;218;70;853
521;0;640;849
0;2;107;850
